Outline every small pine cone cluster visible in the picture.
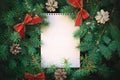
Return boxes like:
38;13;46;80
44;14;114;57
10;43;21;55
54;69;67;80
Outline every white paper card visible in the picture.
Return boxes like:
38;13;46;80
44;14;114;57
41;14;80;68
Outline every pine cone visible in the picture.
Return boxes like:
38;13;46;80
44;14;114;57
54;69;67;80
10;43;21;55
45;0;58;12
95;9;109;24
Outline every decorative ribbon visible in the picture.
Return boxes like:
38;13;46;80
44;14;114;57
24;72;45;80
14;14;42;38
68;0;89;26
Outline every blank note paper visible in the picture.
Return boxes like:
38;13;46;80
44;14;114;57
41;14;80;68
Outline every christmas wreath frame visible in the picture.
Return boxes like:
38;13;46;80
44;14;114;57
0;0;120;80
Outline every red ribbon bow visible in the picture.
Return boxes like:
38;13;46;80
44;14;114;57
14;14;42;38
68;0;89;26
24;72;45;80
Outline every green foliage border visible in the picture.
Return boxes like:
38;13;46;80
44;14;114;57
0;0;120;80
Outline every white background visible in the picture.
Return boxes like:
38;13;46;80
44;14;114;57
41;14;80;67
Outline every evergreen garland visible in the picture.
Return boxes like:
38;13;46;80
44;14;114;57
0;0;120;80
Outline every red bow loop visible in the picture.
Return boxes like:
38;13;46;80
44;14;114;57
14;24;24;33
29;15;42;25
24;72;34;80
23;14;33;24
35;72;45;80
14;14;42;38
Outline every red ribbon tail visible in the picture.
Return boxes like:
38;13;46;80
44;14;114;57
19;28;25;38
81;9;89;19
75;12;82;26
